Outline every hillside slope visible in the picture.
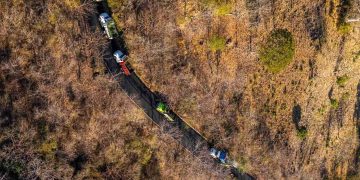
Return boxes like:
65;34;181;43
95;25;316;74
109;0;360;178
0;1;224;179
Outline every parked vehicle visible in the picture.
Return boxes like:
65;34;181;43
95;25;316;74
156;102;174;122
99;13;118;39
113;50;127;62
113;50;130;76
210;148;241;169
210;148;230;165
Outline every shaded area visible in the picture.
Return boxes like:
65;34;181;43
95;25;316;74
337;0;352;26
0;160;23;179
245;0;260;27
304;4;325;50
0;109;13;128
140;155;161;179
308;59;317;79
304;7;324;40
0;138;12;149
292;104;302;130
0;45;11;62
70;153;88;176
0;95;13;128
334;36;346;72
355;82;360;121
0;79;4;96
352;82;360;176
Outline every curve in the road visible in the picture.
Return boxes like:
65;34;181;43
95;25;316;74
91;1;255;179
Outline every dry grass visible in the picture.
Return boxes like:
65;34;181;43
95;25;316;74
0;0;224;179
109;0;360;178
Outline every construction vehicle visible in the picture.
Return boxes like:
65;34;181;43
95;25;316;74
99;13;118;39
113;50;130;76
210;148;241;169
210;148;228;164
156;102;174;122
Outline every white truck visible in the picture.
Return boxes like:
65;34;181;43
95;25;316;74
99;13;118;39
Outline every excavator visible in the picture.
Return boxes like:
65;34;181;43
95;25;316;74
156;102;175;122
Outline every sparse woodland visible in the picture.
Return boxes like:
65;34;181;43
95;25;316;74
0;0;224;179
0;0;360;179
109;0;360;178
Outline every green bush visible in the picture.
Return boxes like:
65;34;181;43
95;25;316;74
208;35;227;51
39;140;58;159
297;127;307;140
318;105;327;115
215;4;233;15
341;92;350;101
338;23;351;34
353;51;360;62
336;75;349;87
202;0;233;16
259;29;295;73
330;99;339;109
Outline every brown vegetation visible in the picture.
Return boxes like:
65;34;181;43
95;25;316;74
109;0;360;178
1;0;359;179
0;0;224;179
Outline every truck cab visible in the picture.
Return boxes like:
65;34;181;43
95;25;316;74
113;50;127;63
210;148;228;165
99;13;118;39
113;50;130;76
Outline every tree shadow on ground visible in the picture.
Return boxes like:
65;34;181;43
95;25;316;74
292;104;302;130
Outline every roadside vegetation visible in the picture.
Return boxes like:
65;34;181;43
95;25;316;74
108;0;360;179
0;1;224;179
1;0;359;179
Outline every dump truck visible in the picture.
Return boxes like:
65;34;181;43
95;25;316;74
113;50;130;76
156;102;174;122
99;13;118;39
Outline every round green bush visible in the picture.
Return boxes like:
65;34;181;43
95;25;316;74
208;35;226;51
259;29;295;73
